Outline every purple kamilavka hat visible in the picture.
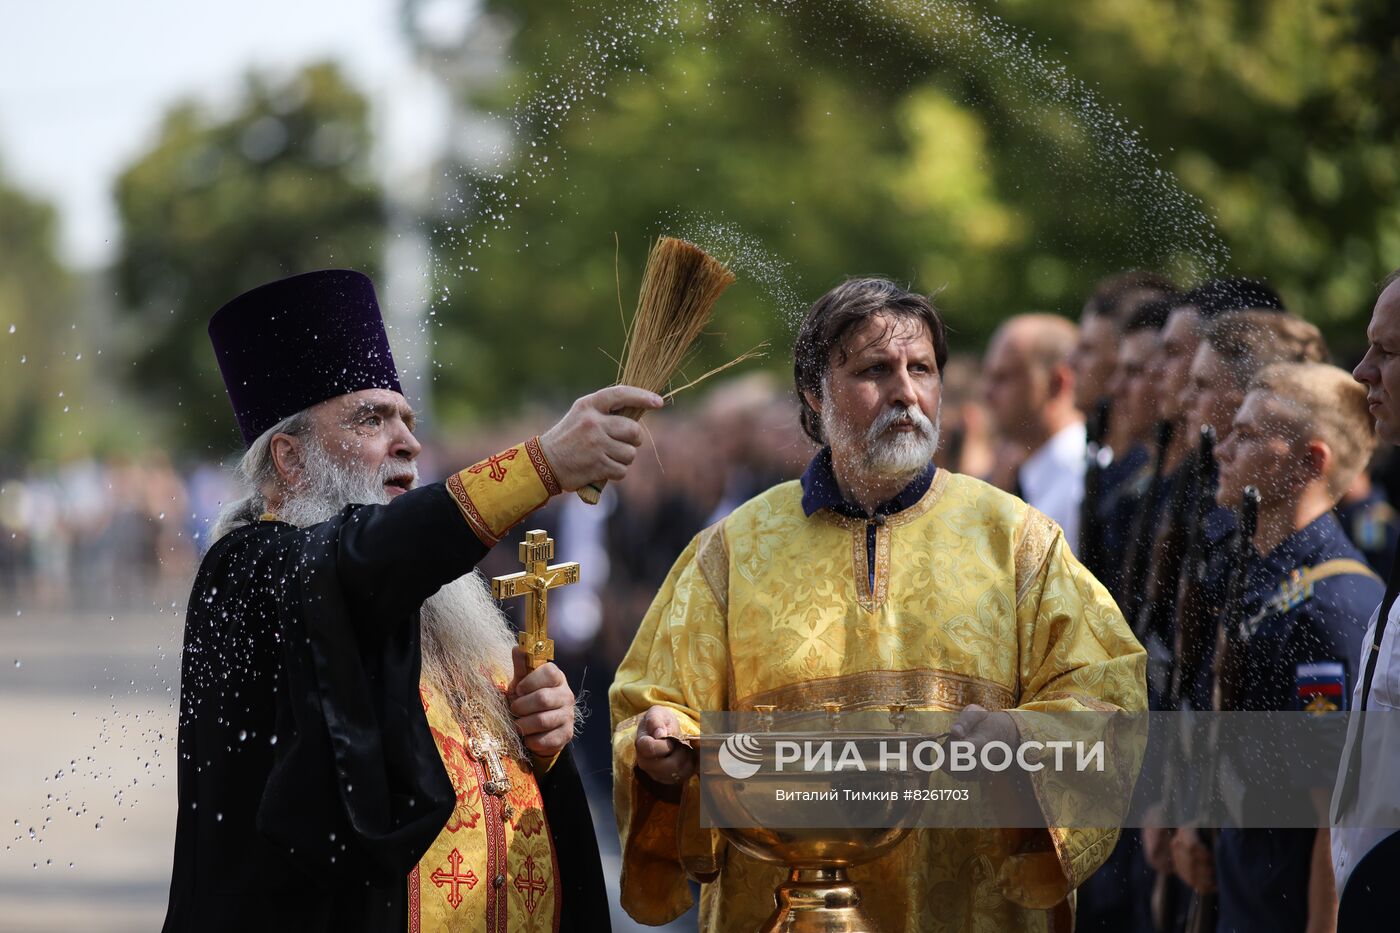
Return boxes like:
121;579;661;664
208;269;402;446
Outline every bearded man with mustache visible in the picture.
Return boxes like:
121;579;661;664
163;270;659;933
610;277;1147;932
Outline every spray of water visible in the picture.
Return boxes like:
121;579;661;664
427;0;1228;323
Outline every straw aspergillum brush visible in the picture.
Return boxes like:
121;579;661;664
578;236;762;503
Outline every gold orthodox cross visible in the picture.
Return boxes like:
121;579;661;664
491;529;580;672
468;728;515;821
469;730;511;798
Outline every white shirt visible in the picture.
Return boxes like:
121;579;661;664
1330;596;1400;895
1017;421;1087;556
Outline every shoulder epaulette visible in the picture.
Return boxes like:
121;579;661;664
1239;558;1380;639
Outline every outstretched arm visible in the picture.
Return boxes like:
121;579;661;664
334;386;662;621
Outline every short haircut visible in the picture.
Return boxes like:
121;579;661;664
999;313;1079;372
1083;270;1177;323
1249;362;1378;497
793;277;949;446
1123;294;1180;334
1185;277;1286;319
938;353;983;410
1204;310;1328;390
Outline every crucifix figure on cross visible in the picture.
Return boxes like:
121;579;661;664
490;529;580;672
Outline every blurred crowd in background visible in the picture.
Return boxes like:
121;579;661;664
0;370;816;626
0;455;213;612
5;270;1398;669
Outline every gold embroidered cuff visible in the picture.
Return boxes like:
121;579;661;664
525;436;563;496
446;440;556;546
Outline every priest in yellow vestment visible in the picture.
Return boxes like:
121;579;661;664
610;277;1147;932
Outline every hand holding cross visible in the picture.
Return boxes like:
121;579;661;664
491;529;580;672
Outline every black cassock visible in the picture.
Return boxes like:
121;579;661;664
161;482;609;932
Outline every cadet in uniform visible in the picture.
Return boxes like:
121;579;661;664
1173;362;1382;933
1335;460;1399;576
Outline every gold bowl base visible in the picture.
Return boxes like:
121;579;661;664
761;867;878;933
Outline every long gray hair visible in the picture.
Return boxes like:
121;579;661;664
209;409;313;543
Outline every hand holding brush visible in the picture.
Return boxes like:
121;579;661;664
579;235;762;504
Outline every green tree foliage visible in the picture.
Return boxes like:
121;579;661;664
0;160;78;463
425;0;1399;414
113;61;385;454
997;0;1400;348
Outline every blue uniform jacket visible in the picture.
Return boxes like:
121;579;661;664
1336;487;1399;578
1214;512;1382;933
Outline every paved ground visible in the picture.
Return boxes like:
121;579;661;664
0;608;697;931
0;609;182;932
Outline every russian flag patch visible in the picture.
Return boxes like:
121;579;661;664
1295;661;1347;713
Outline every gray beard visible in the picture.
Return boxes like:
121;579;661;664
822;398;942;487
278;438;523;756
274;436;414;526
419;573;525;759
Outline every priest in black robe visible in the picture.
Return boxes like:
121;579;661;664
162;269;660;932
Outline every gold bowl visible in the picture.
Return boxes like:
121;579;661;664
686;730;926;933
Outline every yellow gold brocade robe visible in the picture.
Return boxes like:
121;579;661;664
610;471;1147;933
411;683;560;933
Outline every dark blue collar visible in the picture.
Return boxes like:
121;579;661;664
799;447;936;519
1258;511;1345;573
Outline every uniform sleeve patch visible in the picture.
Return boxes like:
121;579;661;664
1295;660;1347;713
